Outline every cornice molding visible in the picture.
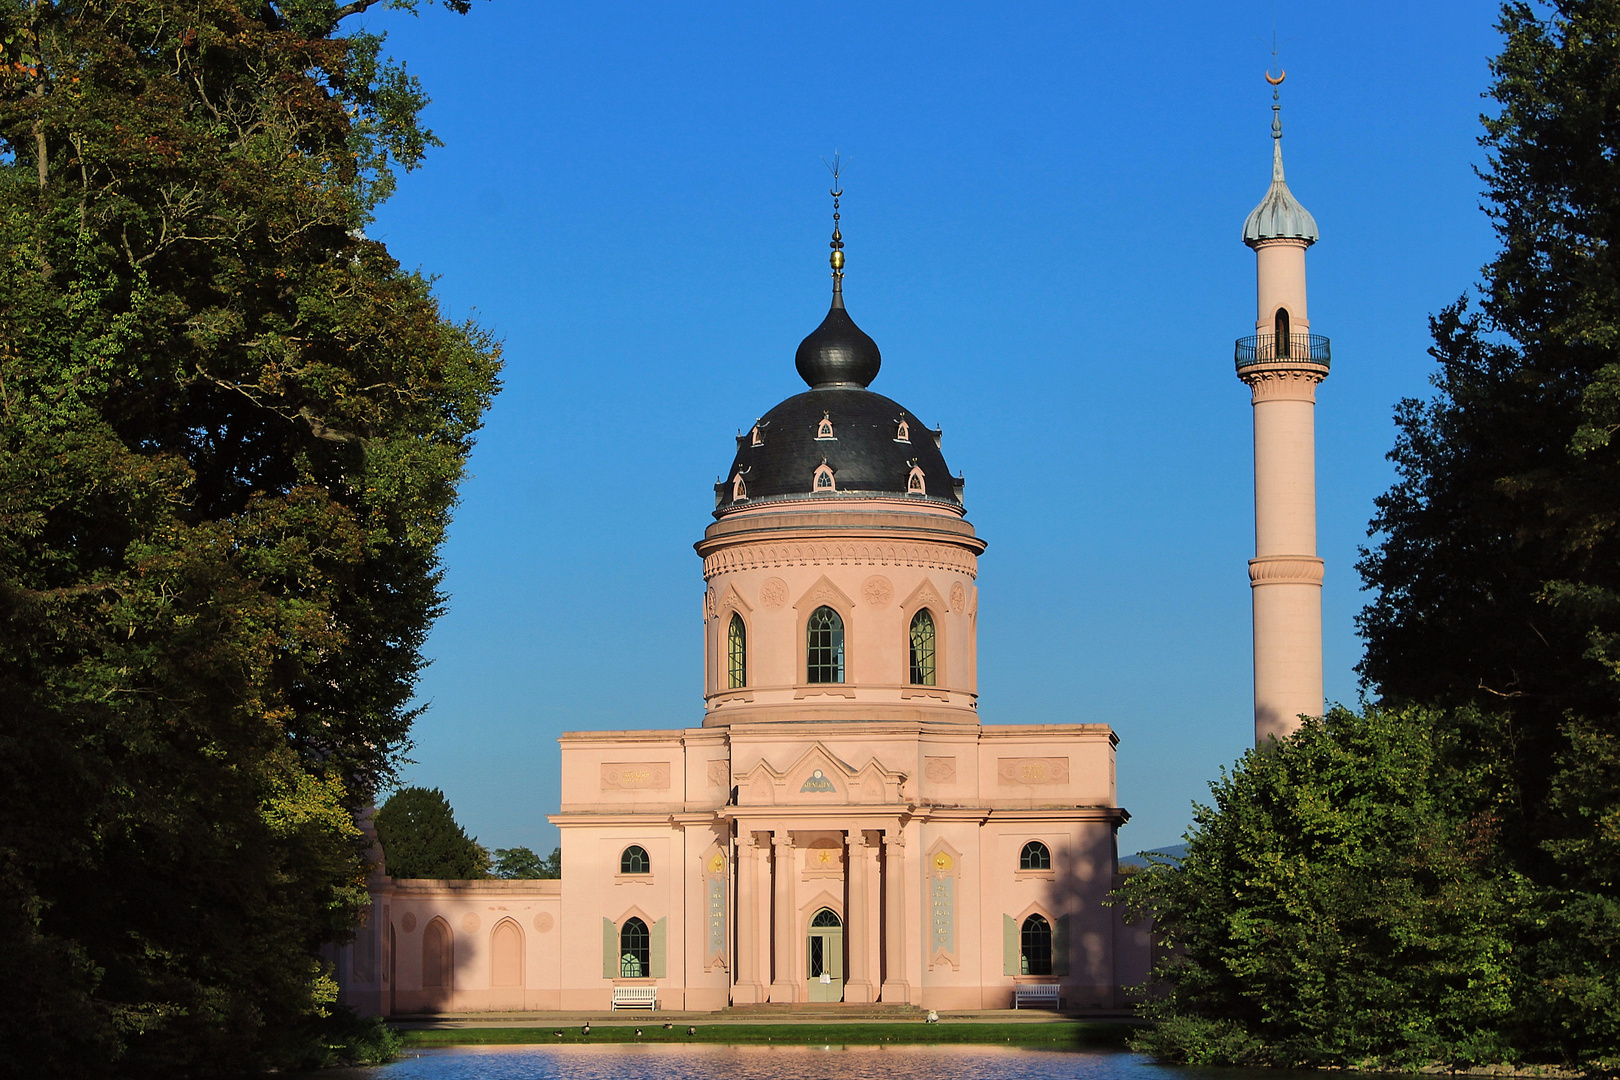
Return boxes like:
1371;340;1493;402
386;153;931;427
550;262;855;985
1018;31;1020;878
702;539;978;581
1248;555;1326;586
1241;366;1326;401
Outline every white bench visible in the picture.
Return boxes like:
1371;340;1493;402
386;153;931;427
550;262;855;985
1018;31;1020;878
1013;983;1061;1010
611;986;658;1010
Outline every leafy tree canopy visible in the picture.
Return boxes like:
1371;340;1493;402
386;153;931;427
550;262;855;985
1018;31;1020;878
0;0;497;1075
491;845;561;880
1116;708;1525;1070
375;787;490;880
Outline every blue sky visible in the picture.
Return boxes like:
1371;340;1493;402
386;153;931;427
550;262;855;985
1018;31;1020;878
362;1;1504;855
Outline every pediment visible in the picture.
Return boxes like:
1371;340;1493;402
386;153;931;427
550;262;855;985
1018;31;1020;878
718;582;753;615
733;743;906;806
900;576;946;614
792;575;856;613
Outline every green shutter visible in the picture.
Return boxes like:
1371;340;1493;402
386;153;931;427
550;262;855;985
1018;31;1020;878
1002;914;1018;976
650;917;667;978
603;918;617;979
1052;913;1070;976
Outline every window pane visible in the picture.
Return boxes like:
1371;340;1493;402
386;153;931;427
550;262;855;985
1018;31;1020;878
806;606;845;684
1021;915;1052;976
909;609;936;685
728;614;746;689
621;846;649;874
620;918;649;978
1020;841;1050;870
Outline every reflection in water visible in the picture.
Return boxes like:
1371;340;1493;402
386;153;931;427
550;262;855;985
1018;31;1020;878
321;1045;1305;1080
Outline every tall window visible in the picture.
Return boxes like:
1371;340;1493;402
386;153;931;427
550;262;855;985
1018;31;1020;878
1274;307;1291;356
620;845;650;874
727;613;747;689
620;917;650;978
806;606;845;683
909;609;936;685
1021;914;1053;975
1020;840;1051;870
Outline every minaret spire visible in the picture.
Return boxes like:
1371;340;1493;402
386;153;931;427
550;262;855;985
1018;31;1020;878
1235;68;1330;746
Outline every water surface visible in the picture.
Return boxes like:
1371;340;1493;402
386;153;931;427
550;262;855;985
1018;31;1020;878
325;1044;1318;1080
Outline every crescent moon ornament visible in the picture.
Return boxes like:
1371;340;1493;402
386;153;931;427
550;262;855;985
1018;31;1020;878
1266;70;1286;85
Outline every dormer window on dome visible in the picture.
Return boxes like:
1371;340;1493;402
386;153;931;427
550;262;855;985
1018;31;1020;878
750;423;765;447
732;471;748;500
812;461;836;493
895;419;910;443
906;463;926;495
816;412;835;440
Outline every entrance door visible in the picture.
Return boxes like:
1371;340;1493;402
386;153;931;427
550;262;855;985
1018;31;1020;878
806;908;844;1002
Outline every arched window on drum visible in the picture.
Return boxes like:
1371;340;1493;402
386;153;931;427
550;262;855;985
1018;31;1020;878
806;606;845;684
909;609;936;686
727;613;746;689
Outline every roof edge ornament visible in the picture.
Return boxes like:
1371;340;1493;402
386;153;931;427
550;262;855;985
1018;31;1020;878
1243;69;1320;247
795;157;882;390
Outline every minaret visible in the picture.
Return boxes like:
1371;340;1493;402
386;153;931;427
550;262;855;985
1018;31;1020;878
1237;70;1328;745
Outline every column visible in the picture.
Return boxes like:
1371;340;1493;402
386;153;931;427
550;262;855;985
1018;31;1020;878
879;829;911;1003
733;832;764;1003
844;831;876;1003
768;831;798;1002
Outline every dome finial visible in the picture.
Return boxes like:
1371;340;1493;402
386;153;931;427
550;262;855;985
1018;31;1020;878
824;153;847;302
1242;56;1318;247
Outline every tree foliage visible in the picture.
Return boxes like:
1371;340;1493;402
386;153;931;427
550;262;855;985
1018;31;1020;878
1354;0;1620;1061
374;787;490;880
0;1;496;1075
491;845;561;879
1117;708;1525;1070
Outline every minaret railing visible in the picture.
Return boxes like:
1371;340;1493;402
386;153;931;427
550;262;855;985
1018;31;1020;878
1234;332;1331;371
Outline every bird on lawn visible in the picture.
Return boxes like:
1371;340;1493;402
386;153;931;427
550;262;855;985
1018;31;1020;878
663;1022;673;1030
687;1026;697;1036
553;1030;563;1039
635;1029;643;1037
582;1022;591;1036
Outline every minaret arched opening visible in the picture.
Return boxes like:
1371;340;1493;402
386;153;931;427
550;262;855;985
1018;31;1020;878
1274;307;1291;356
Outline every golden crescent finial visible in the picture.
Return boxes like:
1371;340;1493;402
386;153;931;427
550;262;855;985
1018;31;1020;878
1265;70;1286;86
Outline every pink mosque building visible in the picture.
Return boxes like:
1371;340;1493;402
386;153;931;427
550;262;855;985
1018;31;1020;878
335;85;1326;1015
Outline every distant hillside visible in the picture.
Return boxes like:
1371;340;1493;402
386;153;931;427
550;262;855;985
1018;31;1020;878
1119;844;1189;869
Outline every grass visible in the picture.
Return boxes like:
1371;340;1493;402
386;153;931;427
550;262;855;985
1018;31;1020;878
399;1021;1140;1050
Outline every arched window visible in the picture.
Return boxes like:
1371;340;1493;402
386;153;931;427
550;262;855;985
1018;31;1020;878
1021;914;1053;975
813;463;836;491
1274;307;1291;357
806;606;845;684
895;419;911;443
732;472;748;500
909;609;936;685
620;917;650;977
422;917;452;988
1020;840;1051;870
816;412;835;440
907;465;926;495
727;613;747;689
620;845;650;875
811;908;842;927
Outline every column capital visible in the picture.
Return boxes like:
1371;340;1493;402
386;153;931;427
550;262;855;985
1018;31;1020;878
881;829;905;850
771;831;795;851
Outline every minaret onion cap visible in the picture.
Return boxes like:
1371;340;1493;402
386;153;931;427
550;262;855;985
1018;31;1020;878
1243;79;1319;246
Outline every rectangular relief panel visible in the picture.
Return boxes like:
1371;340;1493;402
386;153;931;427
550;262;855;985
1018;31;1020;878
996;757;1070;786
601;762;672;790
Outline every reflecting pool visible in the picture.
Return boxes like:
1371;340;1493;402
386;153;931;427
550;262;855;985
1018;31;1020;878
322;1045;1318;1080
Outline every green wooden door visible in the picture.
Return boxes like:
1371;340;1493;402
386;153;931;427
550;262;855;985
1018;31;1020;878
806;909;844;1002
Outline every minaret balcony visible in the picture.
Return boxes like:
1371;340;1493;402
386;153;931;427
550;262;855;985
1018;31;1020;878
1234;333;1331;374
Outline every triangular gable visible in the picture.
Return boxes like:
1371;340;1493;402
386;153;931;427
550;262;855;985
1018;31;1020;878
733;743;906;806
899;576;946;615
792;574;856;614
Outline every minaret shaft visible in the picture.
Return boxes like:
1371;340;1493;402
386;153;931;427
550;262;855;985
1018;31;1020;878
1237;85;1328;746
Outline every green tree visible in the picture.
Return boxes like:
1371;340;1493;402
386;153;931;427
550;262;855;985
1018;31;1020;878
1356;2;1620;1059
491;845;561;879
1116;707;1523;1070
375;787;490;880
0;1;496;1076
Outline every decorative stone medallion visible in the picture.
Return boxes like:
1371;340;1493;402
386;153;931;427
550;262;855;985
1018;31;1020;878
950;581;967;610
996;756;1071;786
534;912;554;933
800;768;836;793
460;912;480;934
759;577;788;609
705;585;717;619
706;759;730;788
601;761;672;790
924;756;957;784
862;575;893;608
400;912;417;933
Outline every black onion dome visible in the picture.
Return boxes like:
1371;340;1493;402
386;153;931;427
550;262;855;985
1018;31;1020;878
716;387;959;514
795;292;881;389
